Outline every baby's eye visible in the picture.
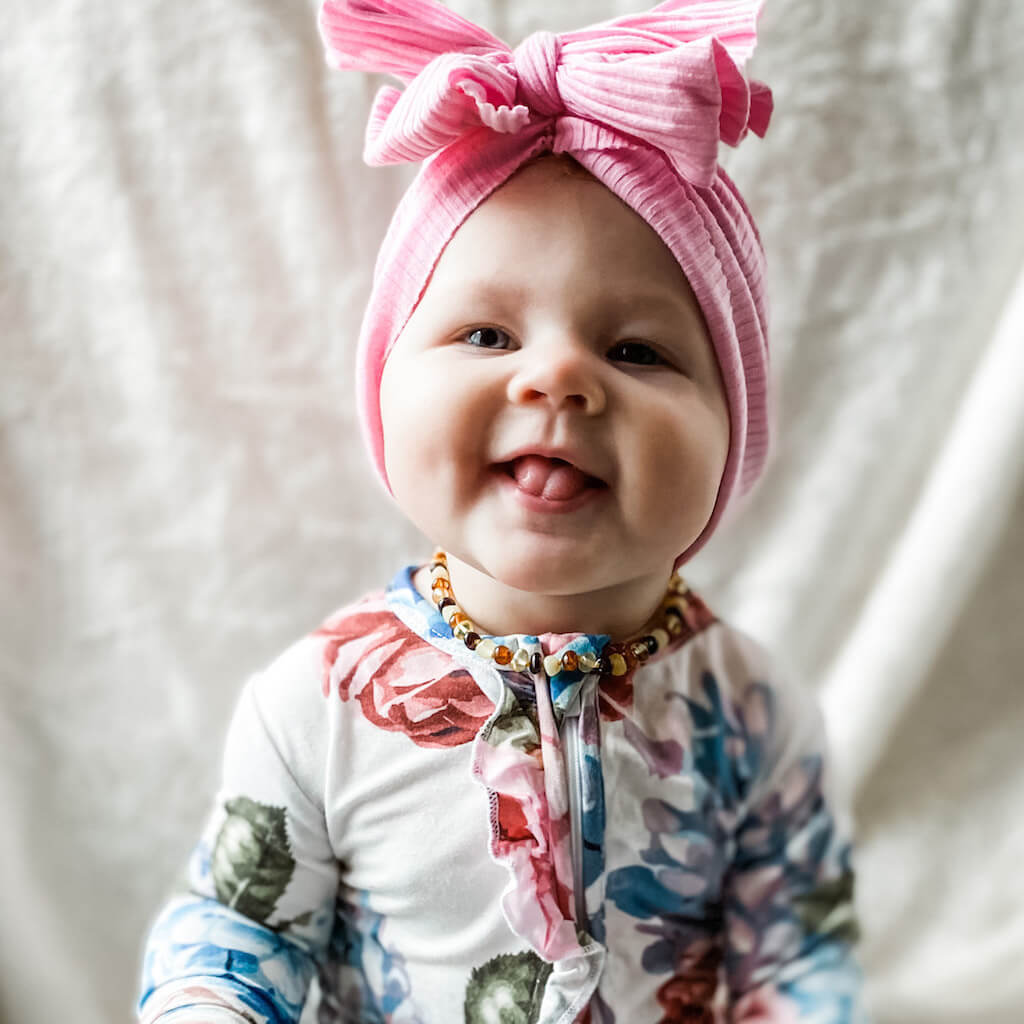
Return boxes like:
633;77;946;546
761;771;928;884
463;327;513;350
607;340;666;366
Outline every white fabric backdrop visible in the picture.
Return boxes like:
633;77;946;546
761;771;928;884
2;1;1023;1021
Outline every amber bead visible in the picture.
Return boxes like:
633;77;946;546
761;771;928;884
494;645;513;666
438;597;455;613
608;653;628;676
432;578;452;594
465;631;481;650
562;651;579;673
543;654;562;677
529;652;543;675
630;641;650;662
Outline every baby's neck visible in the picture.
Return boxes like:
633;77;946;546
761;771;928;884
413;555;673;640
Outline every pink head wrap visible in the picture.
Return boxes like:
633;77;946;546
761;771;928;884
319;0;773;564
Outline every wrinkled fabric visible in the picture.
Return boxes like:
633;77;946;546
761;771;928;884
319;0;771;183
139;567;864;1023
5;2;1024;1023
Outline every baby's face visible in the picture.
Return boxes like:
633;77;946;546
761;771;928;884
379;158;729;608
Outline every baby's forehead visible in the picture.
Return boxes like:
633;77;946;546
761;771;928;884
424;170;696;305
421;274;699;324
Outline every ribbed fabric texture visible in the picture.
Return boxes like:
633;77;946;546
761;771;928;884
319;0;773;563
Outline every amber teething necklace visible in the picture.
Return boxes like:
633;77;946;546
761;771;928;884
428;550;695;680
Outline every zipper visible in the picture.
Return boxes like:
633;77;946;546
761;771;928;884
560;708;588;933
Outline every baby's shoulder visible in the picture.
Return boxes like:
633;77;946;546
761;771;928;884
652;610;823;758
246;586;397;727
655;608;782;695
634;612;832;808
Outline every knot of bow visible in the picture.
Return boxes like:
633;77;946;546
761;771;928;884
319;0;772;189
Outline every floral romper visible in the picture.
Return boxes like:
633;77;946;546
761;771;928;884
139;565;866;1023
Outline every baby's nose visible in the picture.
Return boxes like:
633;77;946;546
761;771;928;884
506;342;606;415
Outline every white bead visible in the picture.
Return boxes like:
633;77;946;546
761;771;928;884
476;638;496;659
511;648;531;672
544;654;562;677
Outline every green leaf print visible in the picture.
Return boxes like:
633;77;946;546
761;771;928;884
485;688;541;755
793;871;861;943
211;796;296;925
464;951;553;1024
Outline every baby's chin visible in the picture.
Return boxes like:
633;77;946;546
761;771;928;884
469;544;674;601
462;539;610;594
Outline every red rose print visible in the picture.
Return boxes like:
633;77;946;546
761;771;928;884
314;601;493;748
655;945;722;1023
597;670;635;722
496;793;532;845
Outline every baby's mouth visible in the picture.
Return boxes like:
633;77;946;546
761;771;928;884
498;455;608;502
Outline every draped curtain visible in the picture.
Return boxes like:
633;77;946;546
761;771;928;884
2;1;1022;1021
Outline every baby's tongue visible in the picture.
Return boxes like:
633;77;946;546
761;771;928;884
513;455;589;501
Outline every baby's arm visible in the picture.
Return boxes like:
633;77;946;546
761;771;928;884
721;670;867;1023
139;667;338;1024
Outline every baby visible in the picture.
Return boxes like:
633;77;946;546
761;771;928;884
139;0;866;1021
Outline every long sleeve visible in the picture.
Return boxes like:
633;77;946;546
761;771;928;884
139;669;340;1024
722;679;866;1023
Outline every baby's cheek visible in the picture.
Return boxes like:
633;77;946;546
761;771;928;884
380;366;431;489
649;404;727;513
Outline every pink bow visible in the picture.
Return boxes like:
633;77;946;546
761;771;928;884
319;0;772;189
